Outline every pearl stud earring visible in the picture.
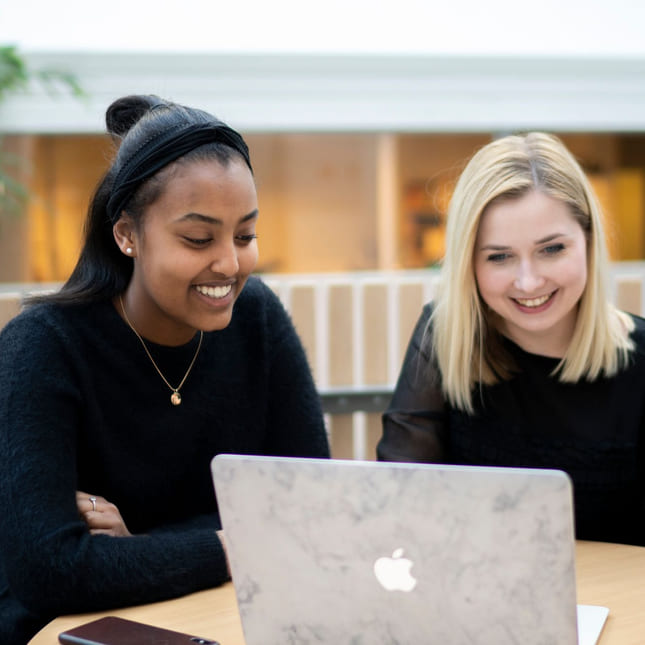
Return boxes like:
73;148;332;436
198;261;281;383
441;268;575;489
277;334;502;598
126;247;133;255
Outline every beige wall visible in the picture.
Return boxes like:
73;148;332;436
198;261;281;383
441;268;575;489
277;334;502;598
250;134;379;273
396;134;491;267
28;135;111;282
2;132;645;284
0;136;34;282
0;134;110;283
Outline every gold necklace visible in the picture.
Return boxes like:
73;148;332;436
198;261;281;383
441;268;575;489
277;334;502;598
119;295;203;406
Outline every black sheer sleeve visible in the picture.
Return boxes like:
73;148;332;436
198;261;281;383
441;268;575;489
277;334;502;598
377;304;448;463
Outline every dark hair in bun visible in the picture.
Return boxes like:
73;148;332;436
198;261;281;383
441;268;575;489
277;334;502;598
105;94;166;138
28;94;253;306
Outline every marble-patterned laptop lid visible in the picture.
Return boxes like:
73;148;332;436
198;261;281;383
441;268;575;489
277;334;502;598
211;455;578;645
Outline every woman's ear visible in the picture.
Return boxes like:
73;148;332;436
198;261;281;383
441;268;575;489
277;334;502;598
113;215;137;257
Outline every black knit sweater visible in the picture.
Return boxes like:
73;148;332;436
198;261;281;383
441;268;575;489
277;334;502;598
0;277;330;644
379;303;645;546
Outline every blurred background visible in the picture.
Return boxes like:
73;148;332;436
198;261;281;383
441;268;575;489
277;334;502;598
2;0;645;283
3;0;645;457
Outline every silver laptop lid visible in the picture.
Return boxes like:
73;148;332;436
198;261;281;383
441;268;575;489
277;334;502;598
212;455;578;645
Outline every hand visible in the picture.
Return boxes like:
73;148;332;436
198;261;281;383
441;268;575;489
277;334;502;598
77;490;132;537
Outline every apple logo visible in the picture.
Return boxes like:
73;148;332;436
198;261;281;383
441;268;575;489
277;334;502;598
373;548;417;592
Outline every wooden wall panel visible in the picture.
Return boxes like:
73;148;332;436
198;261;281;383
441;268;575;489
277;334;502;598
328;284;354;386
329;415;354;460
362;284;388;384
365;412;383;461
397;282;425;373
0;293;21;330
615;276;643;316
288;284;317;381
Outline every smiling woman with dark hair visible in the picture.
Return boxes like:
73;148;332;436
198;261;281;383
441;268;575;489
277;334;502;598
0;95;329;644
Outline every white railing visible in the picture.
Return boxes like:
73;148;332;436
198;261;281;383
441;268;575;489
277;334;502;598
3;264;645;458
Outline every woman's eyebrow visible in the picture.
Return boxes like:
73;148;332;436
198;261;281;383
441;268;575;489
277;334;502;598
178;209;259;225
479;243;511;251
478;233;569;251
535;233;566;244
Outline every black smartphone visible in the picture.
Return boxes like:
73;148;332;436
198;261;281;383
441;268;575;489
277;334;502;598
58;615;220;645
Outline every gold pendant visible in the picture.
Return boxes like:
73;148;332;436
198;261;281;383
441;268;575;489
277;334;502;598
171;391;182;406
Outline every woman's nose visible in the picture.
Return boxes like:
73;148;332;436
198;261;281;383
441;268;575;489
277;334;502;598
210;241;239;276
513;261;545;293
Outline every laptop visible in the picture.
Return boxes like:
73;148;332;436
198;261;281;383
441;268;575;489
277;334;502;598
211;455;607;645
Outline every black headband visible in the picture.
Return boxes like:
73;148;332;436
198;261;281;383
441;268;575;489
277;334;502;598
106;122;252;224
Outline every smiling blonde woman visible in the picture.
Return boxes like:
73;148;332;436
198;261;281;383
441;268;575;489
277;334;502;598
378;132;645;548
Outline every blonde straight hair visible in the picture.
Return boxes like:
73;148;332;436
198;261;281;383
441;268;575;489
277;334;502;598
431;132;634;413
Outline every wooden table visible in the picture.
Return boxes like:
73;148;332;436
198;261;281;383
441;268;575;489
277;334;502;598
30;541;645;644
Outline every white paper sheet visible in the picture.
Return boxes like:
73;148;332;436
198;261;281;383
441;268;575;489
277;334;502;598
577;604;609;645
